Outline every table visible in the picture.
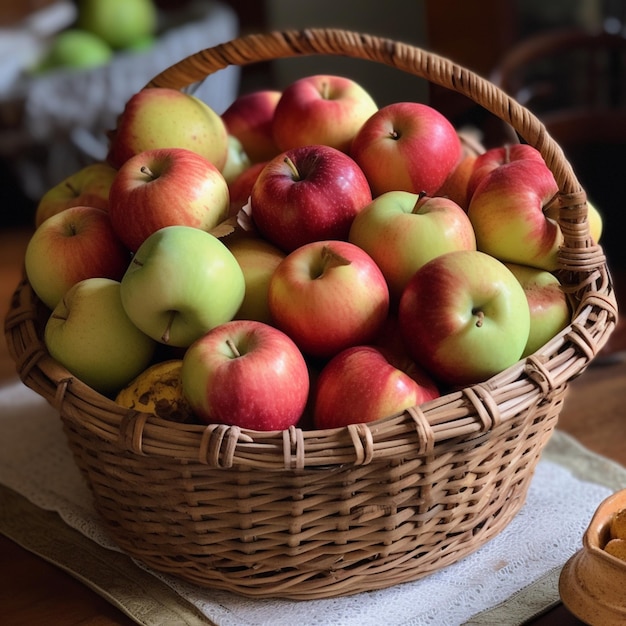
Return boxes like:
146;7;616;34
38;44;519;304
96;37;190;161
1;225;624;625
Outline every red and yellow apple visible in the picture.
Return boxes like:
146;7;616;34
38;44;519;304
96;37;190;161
350;101;463;196
268;240;390;359
272;74;378;153
106;87;229;170
108;147;230;252
313;344;440;428
181;319;310;431
34;162;119;227
349;191;476;301
25;205;130;310
398;250;531;387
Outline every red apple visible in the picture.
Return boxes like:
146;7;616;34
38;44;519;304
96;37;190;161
435;153;478;211
348;190;476;301
313;345;440;429
108;147;230;252
24;205;130;310
398;250;531;387
181;319;310;431
250;144;372;253
350;101;462;196
504;261;571;357
106;87;229;170
221;89;282;163
227;161;267;218
34;162;118;227
465;143;545;203
272;74;378;153
467;158;562;271
268;240;390;359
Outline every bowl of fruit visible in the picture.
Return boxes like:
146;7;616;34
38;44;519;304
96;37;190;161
4;28;618;600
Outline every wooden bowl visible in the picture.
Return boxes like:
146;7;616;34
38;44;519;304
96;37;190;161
559;489;626;625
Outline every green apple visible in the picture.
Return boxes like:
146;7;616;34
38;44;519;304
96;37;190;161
106;87;229;171
348;191;476;301
77;0;157;50
399;250;531;387
44;277;156;395
226;235;286;324
504;262;571;357
120;225;246;347
35;29;112;73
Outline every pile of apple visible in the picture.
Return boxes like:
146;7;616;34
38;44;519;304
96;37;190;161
23;72;603;432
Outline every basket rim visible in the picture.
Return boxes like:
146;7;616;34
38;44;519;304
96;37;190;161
4;28;620;469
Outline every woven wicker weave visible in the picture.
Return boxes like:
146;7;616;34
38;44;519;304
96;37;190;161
4;29;619;600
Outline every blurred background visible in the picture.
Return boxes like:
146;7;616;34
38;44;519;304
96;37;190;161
1;0;624;268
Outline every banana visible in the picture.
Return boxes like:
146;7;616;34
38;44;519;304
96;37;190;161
115;359;195;423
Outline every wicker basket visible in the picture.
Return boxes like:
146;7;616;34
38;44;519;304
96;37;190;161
4;29;619;600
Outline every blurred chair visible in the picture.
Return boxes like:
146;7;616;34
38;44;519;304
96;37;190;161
490;26;626;271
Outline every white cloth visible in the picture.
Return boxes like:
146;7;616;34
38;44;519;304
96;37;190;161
0;379;621;626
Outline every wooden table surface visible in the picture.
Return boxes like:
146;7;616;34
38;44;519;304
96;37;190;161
1;225;625;626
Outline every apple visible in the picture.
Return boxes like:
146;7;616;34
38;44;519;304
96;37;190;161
272;74;378;153
465;143;545;203
221;89;282;163
250;144;372;253
504;262;571;357
543;196;603;245
108;147;230;252
467;158;562;271
34;162;118;227
120;225;245;347
221;135;252;185
348;191;476;301
44;277;156;395
313;345;440;429
350;101;462;196
77;0;157;50
268;240;390;359
398;250;531;387
106;87;229;171
225;236;286;324
34;29;112;73
435;153;479;211
227;161;267;217
181;319;309;431
24;205;130;310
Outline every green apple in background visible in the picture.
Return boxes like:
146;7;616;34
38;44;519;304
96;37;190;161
44;277;156;395
77;0;157;50
504;262;571;357
34;29;112;73
120;225;246;347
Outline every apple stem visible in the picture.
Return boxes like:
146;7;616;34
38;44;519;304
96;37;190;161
226;338;241;358
161;310;176;344
65;181;79;197
314;245;352;278
412;190;428;214
504;143;511;164
321;80;330;99
140;165;157;180
284;156;301;181
474;310;485;328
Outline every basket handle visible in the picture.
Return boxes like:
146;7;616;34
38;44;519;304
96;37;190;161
143;28;595;264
